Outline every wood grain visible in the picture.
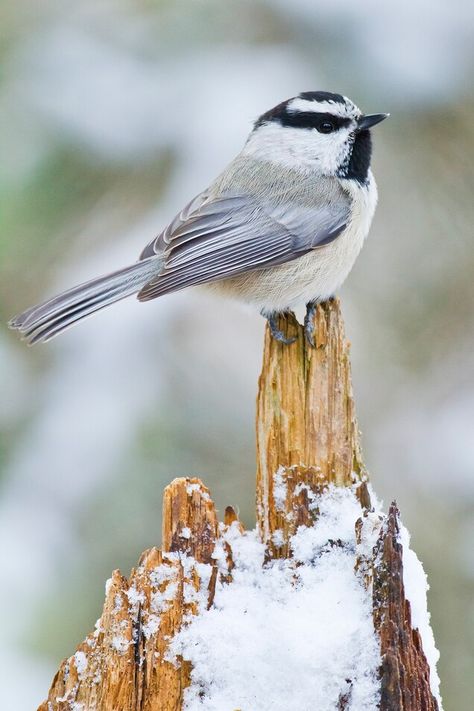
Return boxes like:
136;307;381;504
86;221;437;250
256;301;369;553
38;478;220;711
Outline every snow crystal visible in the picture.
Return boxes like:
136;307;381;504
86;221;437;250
186;483;210;500
400;523;443;707
151;581;178;614
273;466;287;511
180;527;192;539
271;528;285;547
290;487;363;564
170;487;381;711
142;614;161;639
183;582;201;605
126;585;145;610
93;618;102;635
195;562;214;590
73;651;88;678
210;538;228;573
111;635;130;654
355;510;384;560
150;564;177;587
294;482;318;511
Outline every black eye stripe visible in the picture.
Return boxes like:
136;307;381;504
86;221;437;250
254;105;352;131
282;112;352;131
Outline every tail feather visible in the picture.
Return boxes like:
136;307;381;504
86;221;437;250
9;258;160;345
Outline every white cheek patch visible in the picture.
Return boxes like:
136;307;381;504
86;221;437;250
243;122;352;176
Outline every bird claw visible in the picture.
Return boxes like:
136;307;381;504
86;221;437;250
266;313;297;345
304;302;317;347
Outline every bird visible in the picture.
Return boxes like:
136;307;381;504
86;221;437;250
9;91;388;347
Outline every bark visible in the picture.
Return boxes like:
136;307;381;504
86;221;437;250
38;301;439;711
373;503;439;711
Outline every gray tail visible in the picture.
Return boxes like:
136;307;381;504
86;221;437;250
8;258;160;345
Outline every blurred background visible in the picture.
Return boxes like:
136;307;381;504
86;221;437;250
1;1;473;708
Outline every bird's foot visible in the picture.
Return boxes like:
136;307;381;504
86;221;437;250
265;312;297;345
304;301;318;347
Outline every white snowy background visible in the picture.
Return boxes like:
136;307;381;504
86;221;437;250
0;1;473;709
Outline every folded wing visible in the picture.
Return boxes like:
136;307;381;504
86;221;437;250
137;186;350;301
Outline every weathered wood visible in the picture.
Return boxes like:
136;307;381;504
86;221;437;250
38;478;219;711
162;477;218;563
38;302;440;710
373;503;439;711
256;301;369;553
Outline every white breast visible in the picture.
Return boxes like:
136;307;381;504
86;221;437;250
206;172;378;313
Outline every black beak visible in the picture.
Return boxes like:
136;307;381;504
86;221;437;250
357;113;389;131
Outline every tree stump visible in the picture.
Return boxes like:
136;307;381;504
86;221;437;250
38;300;441;711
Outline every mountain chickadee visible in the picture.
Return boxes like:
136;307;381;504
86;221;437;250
9;91;388;346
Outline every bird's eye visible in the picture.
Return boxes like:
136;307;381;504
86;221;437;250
317;121;335;134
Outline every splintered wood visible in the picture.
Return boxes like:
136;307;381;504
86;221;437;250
256;303;365;492
38;478;221;711
38;300;440;711
256;302;370;555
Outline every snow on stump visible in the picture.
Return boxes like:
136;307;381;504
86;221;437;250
38;300;442;711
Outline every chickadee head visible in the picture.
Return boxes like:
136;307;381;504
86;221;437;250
245;91;388;183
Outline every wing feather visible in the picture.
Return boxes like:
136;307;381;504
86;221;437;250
138;183;350;301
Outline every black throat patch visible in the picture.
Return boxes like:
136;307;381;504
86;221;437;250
341;130;372;183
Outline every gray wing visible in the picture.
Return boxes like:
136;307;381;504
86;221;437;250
137;188;350;301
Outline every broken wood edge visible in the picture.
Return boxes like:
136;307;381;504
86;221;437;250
37;485;440;711
38;477;241;711
372;502;439;711
162;476;218;563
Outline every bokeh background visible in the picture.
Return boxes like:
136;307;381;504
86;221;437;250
1;1;473;709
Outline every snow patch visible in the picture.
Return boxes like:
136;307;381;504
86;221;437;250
294;482;319;511
291;486;363;563
210;538;228;572
186;483;210;501
104;577;112;596
166;486;442;710
271;528;285;547
399;524;442;707
126;585;145;610
170;487;381;711
273;466;287;511
150;564;177;587
111;635;130;654
151;581;178;614
73;651;88;678
142;614;161;639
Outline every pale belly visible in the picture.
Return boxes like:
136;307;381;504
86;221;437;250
204;218;367;313
201;174;377;314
